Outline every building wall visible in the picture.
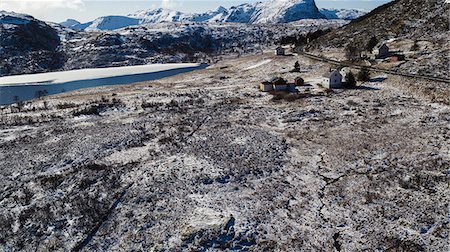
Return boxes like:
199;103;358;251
260;83;273;92
273;84;287;91
323;73;342;89
378;46;389;58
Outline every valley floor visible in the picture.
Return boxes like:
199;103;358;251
0;53;449;251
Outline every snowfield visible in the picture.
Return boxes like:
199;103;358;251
0;63;202;86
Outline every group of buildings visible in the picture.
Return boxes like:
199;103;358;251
262;43;405;92
376;44;405;62
259;77;304;92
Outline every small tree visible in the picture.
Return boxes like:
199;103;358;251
344;71;357;88
410;40;419;51
357;68;371;82
294;61;300;71
34;90;48;100
366;36;378;53
13;96;24;111
345;45;361;61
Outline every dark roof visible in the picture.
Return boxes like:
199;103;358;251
268;77;287;85
322;70;342;78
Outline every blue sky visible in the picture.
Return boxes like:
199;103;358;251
0;0;391;23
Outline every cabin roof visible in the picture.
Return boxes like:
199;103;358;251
322;70;342;78
379;44;389;49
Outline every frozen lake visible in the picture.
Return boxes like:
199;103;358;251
0;63;207;105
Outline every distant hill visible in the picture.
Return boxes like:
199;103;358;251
60;19;80;28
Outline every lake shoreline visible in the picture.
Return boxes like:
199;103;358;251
0;63;207;105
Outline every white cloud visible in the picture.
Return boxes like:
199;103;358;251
1;0;85;13
161;0;178;9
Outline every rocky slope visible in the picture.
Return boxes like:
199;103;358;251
0;52;448;251
306;0;449;78
0;11;66;76
308;0;448;48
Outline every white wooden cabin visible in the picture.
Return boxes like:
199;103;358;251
322;70;343;89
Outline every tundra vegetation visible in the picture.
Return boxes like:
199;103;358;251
0;53;448;251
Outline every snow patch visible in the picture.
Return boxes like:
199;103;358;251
244;59;272;70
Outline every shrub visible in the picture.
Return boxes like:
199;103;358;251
345;45;362;61
357;68;371;82
366;36;378;52
344;71;357;88
294;61;300;71
410;40;419;51
56;102;78;110
73;105;100;116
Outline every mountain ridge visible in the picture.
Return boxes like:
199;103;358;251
59;0;365;31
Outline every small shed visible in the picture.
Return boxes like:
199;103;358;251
271;77;288;91
377;44;389;59
276;46;285;56
322;69;343;89
260;81;273;92
295;77;305;86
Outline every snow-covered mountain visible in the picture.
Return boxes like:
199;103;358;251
74;16;140;31
60;19;80;28
189;6;229;23
72;0;369;31
319;8;367;20
249;0;325;23
131;8;188;23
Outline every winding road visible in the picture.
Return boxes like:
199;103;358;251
296;50;450;84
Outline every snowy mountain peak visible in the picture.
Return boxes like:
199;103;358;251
214;6;228;13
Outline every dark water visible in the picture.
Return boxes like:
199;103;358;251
0;64;207;105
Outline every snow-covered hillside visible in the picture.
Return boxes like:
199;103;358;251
70;0;365;31
131;8;187;23
319;8;367;20
77;16;140;31
250;0;325;23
